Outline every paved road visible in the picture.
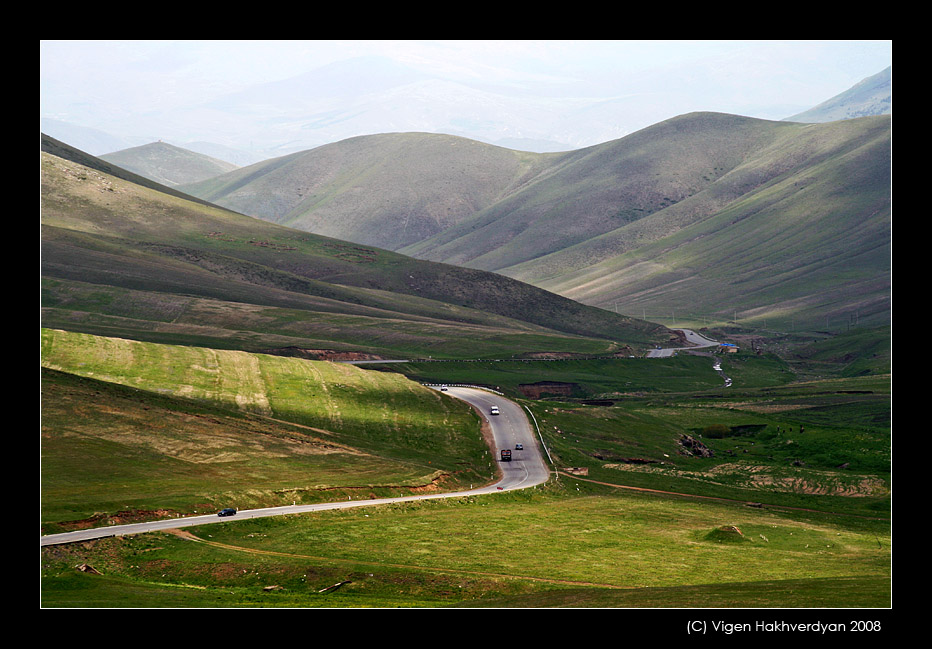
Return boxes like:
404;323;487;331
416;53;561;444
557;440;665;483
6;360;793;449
40;388;550;547
646;328;719;357
445;386;551;491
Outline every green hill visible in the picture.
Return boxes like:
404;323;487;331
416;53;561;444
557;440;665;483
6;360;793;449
522;115;890;332
40;127;891;610
40;328;487;530
179;132;559;251
41;134;670;359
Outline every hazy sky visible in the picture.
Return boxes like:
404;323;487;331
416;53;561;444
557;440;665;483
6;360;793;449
39;40;892;155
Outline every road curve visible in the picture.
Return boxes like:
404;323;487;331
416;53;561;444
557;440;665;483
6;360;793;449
646;328;719;357
40;388;550;547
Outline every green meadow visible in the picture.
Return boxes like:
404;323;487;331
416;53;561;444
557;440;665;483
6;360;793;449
40;328;489;531
41;328;889;608
41;482;889;608
382;351;793;398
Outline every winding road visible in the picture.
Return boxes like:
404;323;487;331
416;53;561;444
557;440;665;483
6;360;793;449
41;330;729;547
40;387;550;547
646;328;720;357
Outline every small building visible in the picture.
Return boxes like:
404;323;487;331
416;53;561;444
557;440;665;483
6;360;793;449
719;343;739;353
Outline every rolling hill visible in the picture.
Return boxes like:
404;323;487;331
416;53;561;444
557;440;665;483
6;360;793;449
100;141;239;187
179;112;890;333
178;132;561;251
41;327;491;528
41;134;672;360
505;113;892;331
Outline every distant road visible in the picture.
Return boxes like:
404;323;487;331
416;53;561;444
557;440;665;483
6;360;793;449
344;330;718;364
646;328;719;357
40;388;550;547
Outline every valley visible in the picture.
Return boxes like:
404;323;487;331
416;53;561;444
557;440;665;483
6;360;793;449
40;326;889;607
40;105;890;609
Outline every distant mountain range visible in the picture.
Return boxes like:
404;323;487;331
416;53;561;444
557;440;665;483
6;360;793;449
39;54;647;158
42;67;892;335
39;117;269;167
100;141;238;187
42;60;891;163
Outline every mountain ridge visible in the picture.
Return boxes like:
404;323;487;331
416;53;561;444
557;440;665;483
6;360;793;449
41;134;672;360
176;111;890;332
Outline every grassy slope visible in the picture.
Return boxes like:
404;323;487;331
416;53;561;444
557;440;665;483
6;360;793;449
41;484;890;608
180;132;558;251
401;112;776;269
41;136;670;358
523;116;891;332
40;328;488;531
40;327;890;607
495;114;888;276
179;114;890;336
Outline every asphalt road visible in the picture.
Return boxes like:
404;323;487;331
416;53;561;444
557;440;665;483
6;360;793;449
445;386;551;491
40;387;550;547
646;328;719;357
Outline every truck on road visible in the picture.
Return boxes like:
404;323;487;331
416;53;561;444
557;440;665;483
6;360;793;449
500;449;512;461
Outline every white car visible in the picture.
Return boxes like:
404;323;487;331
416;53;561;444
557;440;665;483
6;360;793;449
490;406;500;415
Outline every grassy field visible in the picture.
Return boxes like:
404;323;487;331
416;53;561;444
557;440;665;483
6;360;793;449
527;383;890;519
381;351;794;399
387;353;889;519
40;482;890;608
40;328;890;608
40;328;491;531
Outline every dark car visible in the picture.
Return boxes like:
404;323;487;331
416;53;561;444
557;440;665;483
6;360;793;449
218;508;237;517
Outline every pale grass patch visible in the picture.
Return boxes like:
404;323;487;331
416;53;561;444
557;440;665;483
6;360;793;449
604;460;887;497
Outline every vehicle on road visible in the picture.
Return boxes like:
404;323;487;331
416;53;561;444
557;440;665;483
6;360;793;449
500;449;512;461
515;443;523;450
440;385;448;391
490;406;500;415
218;508;237;517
